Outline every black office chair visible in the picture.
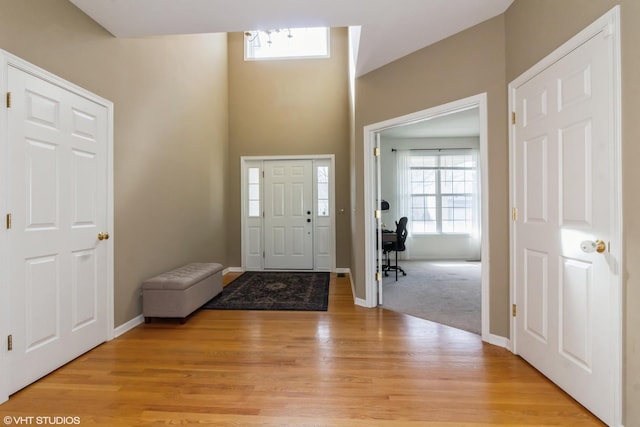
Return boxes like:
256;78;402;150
383;217;408;280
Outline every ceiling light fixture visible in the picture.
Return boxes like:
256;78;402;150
244;29;293;48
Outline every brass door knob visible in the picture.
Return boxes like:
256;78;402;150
98;232;110;241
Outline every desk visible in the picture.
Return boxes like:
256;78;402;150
382;232;397;243
381;231;399;280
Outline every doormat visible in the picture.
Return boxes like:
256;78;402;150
202;271;330;311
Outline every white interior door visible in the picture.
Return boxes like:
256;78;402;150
264;160;313;269
512;21;618;425
7;65;110;394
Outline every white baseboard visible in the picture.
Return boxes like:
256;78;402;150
114;267;351;338
112;266;241;338
339;268;375;308
343;269;373;308
354;297;369;307
225;267;351;275
113;314;144;338
484;333;510;349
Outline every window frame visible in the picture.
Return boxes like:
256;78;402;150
407;149;478;236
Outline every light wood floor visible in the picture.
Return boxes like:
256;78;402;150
1;273;603;426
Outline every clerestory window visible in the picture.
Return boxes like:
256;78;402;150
244;27;330;61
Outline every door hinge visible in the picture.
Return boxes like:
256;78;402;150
511;111;516;125
512;304;517;317
6;213;11;229
376;272;382;281
374;209;381;219
6;92;11;108
512;208;518;222
373;147;380;157
7;334;12;351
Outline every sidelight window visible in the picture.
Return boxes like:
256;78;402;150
317;166;329;217
248;167;260;217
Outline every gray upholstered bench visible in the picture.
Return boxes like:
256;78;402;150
142;262;223;323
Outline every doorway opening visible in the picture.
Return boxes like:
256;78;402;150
363;94;490;339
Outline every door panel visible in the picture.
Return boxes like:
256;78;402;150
26;140;59;228
24;255;59;351
264;160;313;269
71;150;99;227
559;257;591;368
8;66;109;394
523;136;547;223
513;29;614;424
524;249;547;343
71;249;98;330
560;121;592;225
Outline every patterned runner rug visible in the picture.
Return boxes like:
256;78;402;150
202;271;330;311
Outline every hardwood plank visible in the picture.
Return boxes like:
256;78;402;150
0;273;604;425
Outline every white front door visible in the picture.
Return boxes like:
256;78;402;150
512;17;618;425
7;65;110;394
264;160;313;269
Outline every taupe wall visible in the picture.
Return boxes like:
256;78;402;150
506;1;639;424
227;28;351;268
353;15;510;335
0;0;230;327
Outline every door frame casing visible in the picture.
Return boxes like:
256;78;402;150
362;93;491;342
240;154;336;272
508;6;622;425
0;50;115;404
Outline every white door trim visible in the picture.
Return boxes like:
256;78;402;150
0;50;114;405
240;154;336;272
508;6;622;425
362;93;491;342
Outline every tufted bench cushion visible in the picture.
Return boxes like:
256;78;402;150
142;262;223;323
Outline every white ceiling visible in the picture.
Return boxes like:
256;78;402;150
68;0;513;76
381;106;479;139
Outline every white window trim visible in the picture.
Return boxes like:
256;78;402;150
405;149;479;236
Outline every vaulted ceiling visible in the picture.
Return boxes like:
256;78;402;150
68;0;513;76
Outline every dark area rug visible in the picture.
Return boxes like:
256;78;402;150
202;271;330;311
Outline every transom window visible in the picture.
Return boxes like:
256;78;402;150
244;27;330;60
408;151;478;234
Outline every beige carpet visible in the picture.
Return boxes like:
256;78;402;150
381;260;481;334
